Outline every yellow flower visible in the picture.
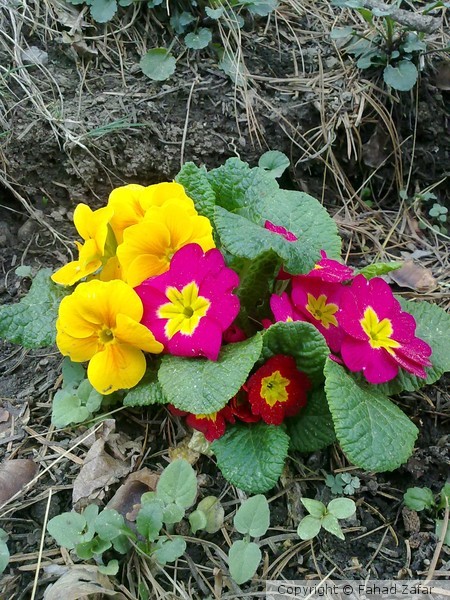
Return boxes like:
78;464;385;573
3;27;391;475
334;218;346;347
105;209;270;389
51;204;114;286
117;201;215;287
107;182;196;244
56;280;163;394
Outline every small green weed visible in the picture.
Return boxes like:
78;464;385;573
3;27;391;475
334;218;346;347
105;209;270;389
0;529;10;575
325;473;361;495
404;481;450;545
331;0;428;91
297;497;356;541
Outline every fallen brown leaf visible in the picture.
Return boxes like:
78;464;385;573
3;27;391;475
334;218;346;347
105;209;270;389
0;458;38;506
389;260;437;292
435;62;450;91
43;565;127;600
107;468;159;522
72;420;141;509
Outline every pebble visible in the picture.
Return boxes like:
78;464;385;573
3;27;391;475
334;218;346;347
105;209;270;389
21;46;48;66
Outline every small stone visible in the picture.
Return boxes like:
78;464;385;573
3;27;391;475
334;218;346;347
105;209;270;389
21;46;48;66
17;219;37;243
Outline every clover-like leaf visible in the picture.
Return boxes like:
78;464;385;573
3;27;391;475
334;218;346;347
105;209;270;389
185;28;212;50
234;495;270;537
301;498;326;519
321;514;345;540
327;498;356;519
297;516;322;540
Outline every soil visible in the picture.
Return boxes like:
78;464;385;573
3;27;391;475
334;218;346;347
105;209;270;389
0;1;449;599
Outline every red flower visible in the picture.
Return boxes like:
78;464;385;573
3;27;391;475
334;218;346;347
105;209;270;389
185;405;235;442
229;390;261;423
246;355;310;425
223;323;247;343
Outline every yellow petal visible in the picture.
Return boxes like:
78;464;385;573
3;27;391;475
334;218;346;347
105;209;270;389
145;182;196;213
123;254;169;288
56;329;99;362
114;314;163;354
87;343;147;394
107;184;151;243
73;204;113;252
99;256;123;282
57;295;100;338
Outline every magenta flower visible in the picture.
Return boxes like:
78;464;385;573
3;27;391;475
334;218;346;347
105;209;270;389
338;275;432;384
264;220;298;242
289;278;344;352
270;292;303;323
307;250;354;283
135;244;240;360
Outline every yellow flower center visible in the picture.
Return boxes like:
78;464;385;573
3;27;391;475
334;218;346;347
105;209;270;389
195;412;217;421
99;327;115;345
260;371;290;407
305;293;338;329
158;282;211;339
360;307;401;352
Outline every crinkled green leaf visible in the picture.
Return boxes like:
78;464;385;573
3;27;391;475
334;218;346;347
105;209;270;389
156;459;197;509
123;378;166;407
228;540;261;585
89;0;117;22
262;321;329;385
140;49;176;81
175;162;216;222
237;252;279;327
324;359;418;472
158;335;262;414
378;299;450;395
234;495;270;537
47;512;87;550
258;150;290;178
0;269;69;348
297;515;322;540
288;388;336;452
153;536;186;565
358;261;402;279
212;422;289;493
207;158;279;213
214;188;341;274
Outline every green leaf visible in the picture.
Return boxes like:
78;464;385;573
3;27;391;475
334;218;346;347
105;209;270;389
175;162;216;222
123;378;166;407
83;504;99;542
51;389;91;428
98;559;119;575
162;502;185;524
214;188;341;274
228;540;261;585
321;514;345;540
301;498;326;518
379;299;450;394
358;261;402;279
403;487;435;511
205;6;224;18
153;536;186;565
218;52;245;86
61;358;85;389
262;321;329;385
189;509;208;534
136;501;164;541
0;530;9;575
76;536;111;559
0;269;69;348
297;516;322;540
185;28;212;50
47;512;87;550
15;265;33;278
94;509;126;541
258;151;290;178
156;459;197;509
212;422;289;493
158;335;263;414
288;388;336;452
439;483;450;510
140;49;176;81
207;158;279;213
89;0;117;22
237;252;279;326
234;495;270;537
383;60;418;91
194;496;224;533
327;498;356;519
435;520;450;545
324;359;418;472
77;379;103;413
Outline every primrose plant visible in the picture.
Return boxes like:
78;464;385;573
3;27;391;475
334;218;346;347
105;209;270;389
331;0;428;91
1;151;450;495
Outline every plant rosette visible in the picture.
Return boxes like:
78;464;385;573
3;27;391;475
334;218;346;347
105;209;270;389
1;155;449;494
